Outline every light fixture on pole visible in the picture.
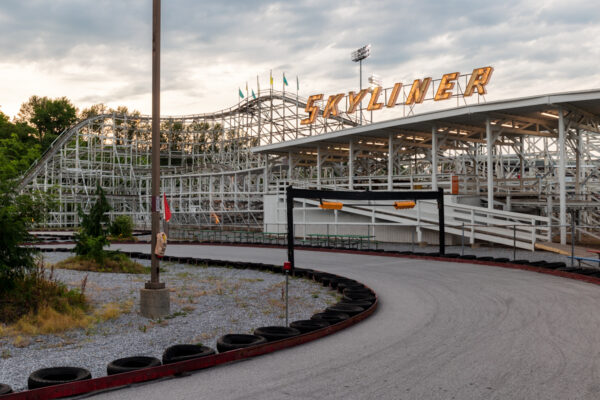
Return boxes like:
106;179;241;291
351;44;371;124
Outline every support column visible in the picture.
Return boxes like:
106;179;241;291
575;129;580;196
388;134;393;190
317;144;322;189
431;125;438;191
288;151;293;182
558;107;567;245
486;118;494;210
263;155;268;194
348;140;354;190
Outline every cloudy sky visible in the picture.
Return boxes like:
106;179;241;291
0;0;598;119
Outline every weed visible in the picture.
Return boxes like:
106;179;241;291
13;335;31;348
1;349;11;359
138;325;147;333
93;299;133;323
165;311;187;320
312;294;319;298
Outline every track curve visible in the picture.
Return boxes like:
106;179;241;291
72;244;600;399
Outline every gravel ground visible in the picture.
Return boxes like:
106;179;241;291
0;252;338;392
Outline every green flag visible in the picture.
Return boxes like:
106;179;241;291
252;89;256;99
283;74;289;86
238;88;244;99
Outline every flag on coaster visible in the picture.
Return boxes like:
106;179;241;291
252;89;256;99
163;193;171;222
296;75;299;91
270;70;273;88
283;73;289;86
238;88;244;99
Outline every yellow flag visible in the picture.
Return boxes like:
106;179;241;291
270;70;273;87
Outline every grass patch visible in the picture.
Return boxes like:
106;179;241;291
54;252;148;274
94;300;133;322
0;264;88;325
12;305;91;336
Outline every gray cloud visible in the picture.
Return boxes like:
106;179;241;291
0;0;599;117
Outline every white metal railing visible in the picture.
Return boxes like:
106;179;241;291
271;191;550;250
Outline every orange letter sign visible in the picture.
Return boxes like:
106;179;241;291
367;86;384;111
386;83;403;108
323;93;345;118
406;78;432;105
434;72;459;101
301;94;323;125
347;89;370;114
464;67;493;96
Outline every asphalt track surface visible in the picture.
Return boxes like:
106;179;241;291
83;244;600;400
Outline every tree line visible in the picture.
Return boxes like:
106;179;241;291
0;96;138;181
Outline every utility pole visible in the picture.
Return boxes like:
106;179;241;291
141;0;170;318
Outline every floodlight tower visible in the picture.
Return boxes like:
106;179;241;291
351;44;371;124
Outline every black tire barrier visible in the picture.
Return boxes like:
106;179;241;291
311;312;351;324
476;256;494;261
325;304;365;316
216;334;267;353
494;258;509;263
106;356;161;376
343;287;374;296
338;298;374;308
28;367;91;390
327;277;342;289
312;272;325;282
545;262;567;269
337;282;363;294
253;326;301;342
0;383;13;395
320;276;334;287
459;255;477;260
444;253;460;258
289;319;330;333
530;260;548;267
343;292;376;303
162;344;216;365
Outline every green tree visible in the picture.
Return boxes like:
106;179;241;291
74;186;111;262
17;95;78;149
0;180;55;291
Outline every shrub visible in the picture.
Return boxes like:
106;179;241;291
110;215;133;238
74;185;110;262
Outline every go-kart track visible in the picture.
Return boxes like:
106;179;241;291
68;243;600;400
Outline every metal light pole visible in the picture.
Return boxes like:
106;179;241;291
141;0;169;318
351;44;371;125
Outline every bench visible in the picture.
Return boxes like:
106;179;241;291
570;256;600;267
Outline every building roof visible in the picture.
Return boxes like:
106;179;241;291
252;89;600;154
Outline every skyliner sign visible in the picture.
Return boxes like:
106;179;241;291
300;66;493;125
